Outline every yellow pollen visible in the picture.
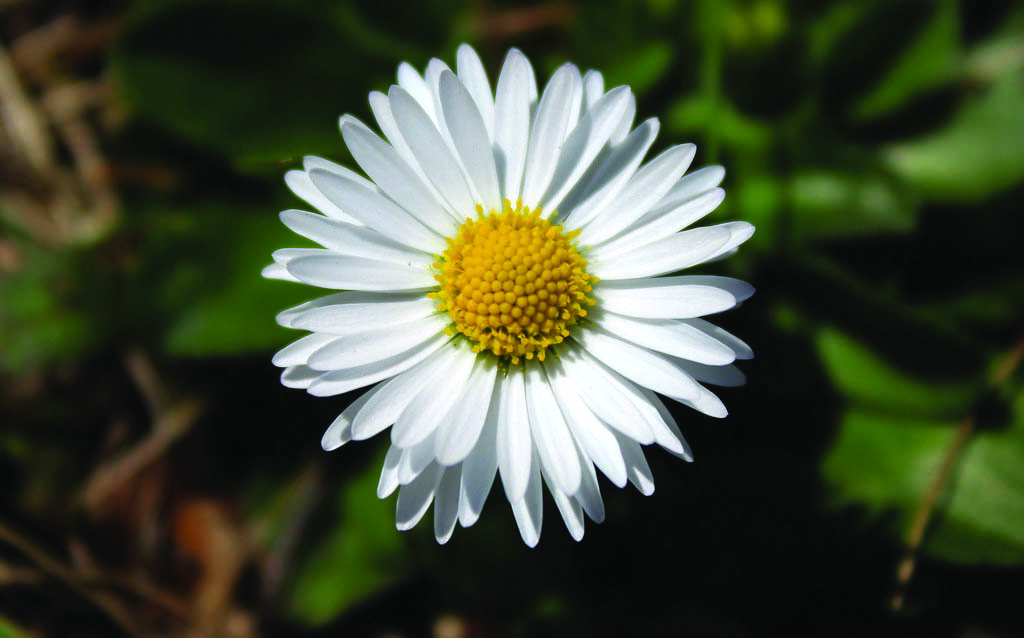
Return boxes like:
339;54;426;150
431;199;597;365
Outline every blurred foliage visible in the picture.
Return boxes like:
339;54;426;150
2;0;1024;636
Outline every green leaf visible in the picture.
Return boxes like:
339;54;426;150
0;616;31;638
824;405;1024;564
885;74;1024;202
112;1;391;163
602;41;673;94
852;0;959;119
283;452;409;625
789;169;917;241
816;328;977;418
667;94;772;152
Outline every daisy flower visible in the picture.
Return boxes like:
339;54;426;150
264;44;754;546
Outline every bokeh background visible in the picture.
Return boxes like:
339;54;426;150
2;0;1024;636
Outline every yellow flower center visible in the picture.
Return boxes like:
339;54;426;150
431;200;596;364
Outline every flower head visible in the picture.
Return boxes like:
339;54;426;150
265;44;754;546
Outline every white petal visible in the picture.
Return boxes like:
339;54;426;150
279;210;434;267
656;165;726;207
288;292;436;334
397;62;434;119
308;168;444;254
543;467;585;541
540;87;633;214
284;169;360;225
524;361;582;496
609;91;636;144
589;225;731;280
273;332;338;367
592;311;736;365
705;221;756;262
681;382;729;418
340;120;457;237
510;449;543;547
564;64;584;138
637;386;694;460
575;450;606;523
544;359;628;487
521;64;582;208
684;318;754;360
389;86;476;216
395;461;441;531
321;382;386;451
582;70;604;109
590;188;725;260
614;374;690;457
561;118;659;230
673;359;747;387
458;383;499;527
434;465;462;544
306;314;448;371
377;444;403;498
261;262;299;282
439;70;501;211
434;359;498;465
615;433;655;495
391;347;475;448
281;365;319;389
286;254;436;291
593;278;742;319
493;49;533;202
559;348;654;444
398;431;438;485
352;342;459;440
576;144;696;246
659;275;755;302
497;365;532;504
307;332;448;397
456;44;495;140
574;327;701;403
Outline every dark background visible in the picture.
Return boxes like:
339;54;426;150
1;0;1023;636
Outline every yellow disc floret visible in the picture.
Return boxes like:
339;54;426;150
431;199;596;364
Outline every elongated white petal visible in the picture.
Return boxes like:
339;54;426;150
308;168;444;254
493;49;533;202
705;221;756;261
574;327;701;403
590;188;725;260
458;380;500;527
395;462;441;531
582;69;604;109
637;386;694;460
456;44;495;140
673;359;747;387
434;359;498;465
544;359;628;487
279;210;434;267
609;91;636;144
660;275;755;302
615;433;655;495
389;86;476;216
321;382;387;451
497;365;532;504
593;311;736;365
398;431;438;485
594;278;741;319
284;169;360;225
287;254;436;291
391;348;475;448
340;121;457;237
682;382;729;418
307;332;448;397
575;450;606;523
377;444;403;498
351;342;459;440
288;292;435;334
521;64;581;207
397;62;434;119
559;348;654;444
540;86;632;213
510;450;543;547
439;71;501;212
273;332;339;368
261;262;299;282
307;314;448;371
590;225;731;280
281;365;319;389
525;361;582;496
684;318;754;359
656;165;726;208
577;144;696;245
543;466;585;541
561;118;659;230
434;465;462;544
612;372;689;457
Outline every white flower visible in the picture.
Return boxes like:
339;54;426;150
264;44;754;546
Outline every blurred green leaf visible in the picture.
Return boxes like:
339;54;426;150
824;404;1024;564
885;74;1024;202
112;1;390;163
789;170;917;241
667;94;772;152
284;453;408;625
0;616;31;638
816;328;977;417
602;41;672;94
852;0;959;119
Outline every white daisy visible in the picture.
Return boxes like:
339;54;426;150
264;44;754;546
